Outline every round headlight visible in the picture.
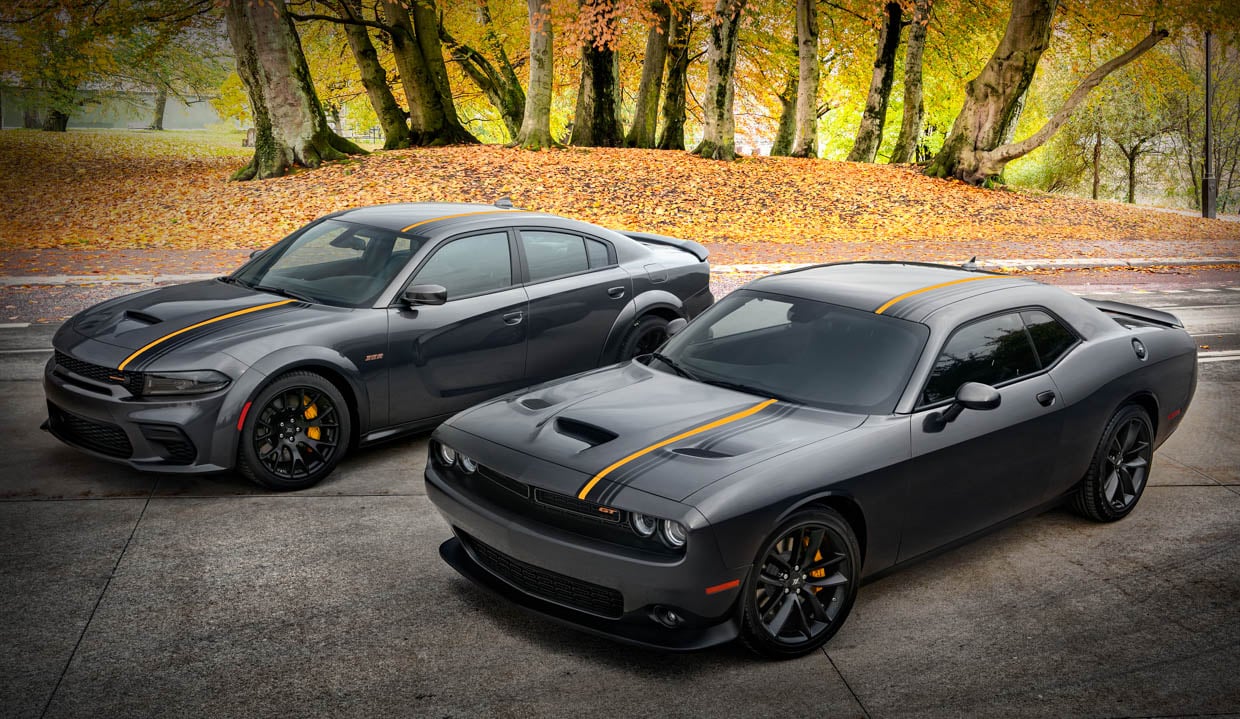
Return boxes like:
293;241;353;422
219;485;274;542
631;512;657;537
660;519;687;548
436;443;457;466
458;455;478;474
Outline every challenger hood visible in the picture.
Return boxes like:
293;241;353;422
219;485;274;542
448;361;865;502
61;280;342;370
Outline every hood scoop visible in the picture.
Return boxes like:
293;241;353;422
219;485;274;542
520;397;553;410
554;417;617;448
124;310;160;325
671;447;734;459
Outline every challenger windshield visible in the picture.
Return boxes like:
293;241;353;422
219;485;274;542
652;290;929;414
230;220;423;307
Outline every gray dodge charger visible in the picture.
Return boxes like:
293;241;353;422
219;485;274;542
426;261;1198;658
43;202;712;489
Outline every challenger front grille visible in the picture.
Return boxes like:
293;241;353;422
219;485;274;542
459;531;624;618
47;402;132;459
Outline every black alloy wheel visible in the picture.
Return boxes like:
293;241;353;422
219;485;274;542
237;371;351;491
618;315;671;361
1072;404;1154;522
740;508;860;658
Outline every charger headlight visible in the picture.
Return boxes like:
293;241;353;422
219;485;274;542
140;370;231;396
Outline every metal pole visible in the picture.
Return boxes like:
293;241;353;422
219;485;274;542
1203;30;1217;219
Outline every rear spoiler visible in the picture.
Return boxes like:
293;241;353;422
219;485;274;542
1086;299;1183;329
619;231;709;262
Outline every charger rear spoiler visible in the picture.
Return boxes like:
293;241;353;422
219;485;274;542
619;231;709;262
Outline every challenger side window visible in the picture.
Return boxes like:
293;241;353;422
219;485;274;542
1021;310;1078;367
923;313;1040;405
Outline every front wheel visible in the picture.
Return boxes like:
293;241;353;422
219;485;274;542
1071;404;1154;522
237;371;351;491
739;508;861;659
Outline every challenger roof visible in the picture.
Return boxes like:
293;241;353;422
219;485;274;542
748;261;1036;322
332;202;550;233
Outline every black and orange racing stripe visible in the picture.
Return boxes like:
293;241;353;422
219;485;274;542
117;299;296;371
873;275;998;315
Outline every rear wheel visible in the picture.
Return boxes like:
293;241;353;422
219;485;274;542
616;314;670;361
237;371;350;491
1071;404;1153;522
739;508;860;659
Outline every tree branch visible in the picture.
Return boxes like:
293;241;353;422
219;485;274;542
286;10;390;33
984;27;1169;165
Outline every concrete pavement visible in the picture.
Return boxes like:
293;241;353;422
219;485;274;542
0;286;1237;718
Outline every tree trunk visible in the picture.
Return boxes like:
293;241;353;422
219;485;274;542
42;109;69;132
382;0;476;146
927;9;1165;186
626;2;671;148
410;0;476;144
514;0;556;149
891;0;932;163
149;87;168;130
770;72;797;156
1126;151;1137;203
1091;131;1101;199
23;107;42;129
570;0;623;147
340;0;411;149
692;0;746;161
225;0;366;181
656;8;690;151
847;1;902;163
439;0;525;140
791;0;819;158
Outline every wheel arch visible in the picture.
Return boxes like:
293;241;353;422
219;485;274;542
599;290;686;363
1120;390;1160;438
246;349;370;448
782;492;868;565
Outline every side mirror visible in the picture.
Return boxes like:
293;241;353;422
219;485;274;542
666;317;688;337
249;248;267;259
941;382;1001;423
401;284;447;307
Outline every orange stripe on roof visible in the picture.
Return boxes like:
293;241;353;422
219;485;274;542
874;276;998;315
117;299;295;371
576;399;778;501
400;210;514;232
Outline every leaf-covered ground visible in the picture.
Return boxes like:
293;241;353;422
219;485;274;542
1;129;1237;277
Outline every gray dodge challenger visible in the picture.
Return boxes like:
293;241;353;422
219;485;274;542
427;261;1198;658
43;202;712;489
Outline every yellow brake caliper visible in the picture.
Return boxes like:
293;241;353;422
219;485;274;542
303;397;321;440
805;536;826;591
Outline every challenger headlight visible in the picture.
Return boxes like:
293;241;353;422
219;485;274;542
660;519;688;548
458;455;478;473
436;443;457;466
630;512;657;537
140;370;231;396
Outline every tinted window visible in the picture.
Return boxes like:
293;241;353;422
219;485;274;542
1022;310;1077;367
522;231;590;281
922;313;1039;405
412;232;512;299
656;290;929;415
586;238;611;268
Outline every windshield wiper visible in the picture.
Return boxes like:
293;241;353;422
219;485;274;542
647;352;700;382
254;285;315;303
700;378;799;405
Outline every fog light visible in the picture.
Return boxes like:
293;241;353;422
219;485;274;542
651;605;684;628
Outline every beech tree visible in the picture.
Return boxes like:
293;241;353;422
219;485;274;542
890;0;933;163
693;0;747;160
335;0;411;149
847;1;902;163
570;0;624;147
656;6;692;150
926;0;1169;184
513;0;557;149
790;0;819;157
224;0;365;180
439;0;526;140
626;1;671;148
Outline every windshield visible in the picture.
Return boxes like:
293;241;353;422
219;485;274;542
653;290;929;414
231;220;423;307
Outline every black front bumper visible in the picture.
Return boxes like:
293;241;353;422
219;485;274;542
440;535;740;652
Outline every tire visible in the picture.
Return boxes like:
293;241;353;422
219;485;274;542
237;371;351;491
739;508;861;659
1071;404;1154;522
615;314;671;361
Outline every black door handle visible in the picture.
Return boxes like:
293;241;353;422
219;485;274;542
1036;390;1056;407
607;286;626;299
502;311;524;325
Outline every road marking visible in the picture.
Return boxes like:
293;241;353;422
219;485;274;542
1161;289;1186;293
1192;332;1238;337
1152;304;1240;311
1195;288;1222;293
0;348;52;354
0;323;31;329
1199;350;1240;364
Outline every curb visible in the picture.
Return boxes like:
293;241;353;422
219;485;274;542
0;257;1236;286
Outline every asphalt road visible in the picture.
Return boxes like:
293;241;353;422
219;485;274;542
0;284;1237;719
